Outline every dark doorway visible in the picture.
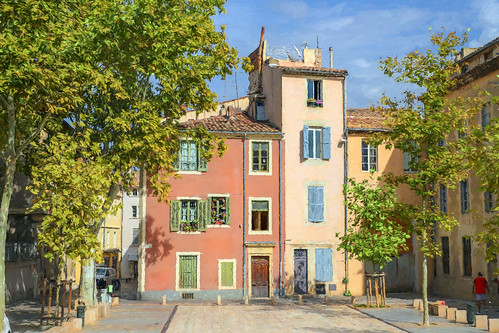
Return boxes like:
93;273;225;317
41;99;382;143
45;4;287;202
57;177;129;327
251;256;270;297
294;249;308;294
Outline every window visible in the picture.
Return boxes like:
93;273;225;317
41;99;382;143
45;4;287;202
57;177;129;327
170;199;208;232
458;120;468;138
256;100;265;120
131;205;138;218
210;197;230;225
361;140;377;172
132;189;138;196
177;254;199;290
132;228;139;245
484;50;493;61
482;104;491;130
437;139;446;147
251;200;270;232
442;237;450;274
303;126;331;160
484;191;494;213
462;237;472;276
460;179;470;214
174;140;207;172
440;185;447;213
308;186;324;223
307;80;323;107
219;259;236;289
315;248;332;281
403;152;418;172
251;141;270;173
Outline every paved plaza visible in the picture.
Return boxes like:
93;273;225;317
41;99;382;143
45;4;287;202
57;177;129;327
81;299;485;333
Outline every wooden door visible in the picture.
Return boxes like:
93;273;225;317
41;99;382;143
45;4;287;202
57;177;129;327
179;255;197;289
294;249;308;294
251;256;269;297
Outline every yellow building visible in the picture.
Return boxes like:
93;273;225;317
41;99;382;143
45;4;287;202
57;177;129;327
97;193;123;277
432;37;499;302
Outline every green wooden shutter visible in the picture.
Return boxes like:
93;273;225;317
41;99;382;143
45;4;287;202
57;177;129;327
225;197;231;225
179;255;197;289
221;261;234;287
173;149;180;170
198;200;207;231
198;146;208;171
170;200;181;231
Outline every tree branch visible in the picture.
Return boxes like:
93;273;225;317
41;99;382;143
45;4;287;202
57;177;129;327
16;111;51;157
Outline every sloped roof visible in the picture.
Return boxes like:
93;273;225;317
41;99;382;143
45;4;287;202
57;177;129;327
346;108;390;131
178;113;281;133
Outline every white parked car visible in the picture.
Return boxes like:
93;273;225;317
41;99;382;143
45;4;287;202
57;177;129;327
95;266;117;290
4;314;11;333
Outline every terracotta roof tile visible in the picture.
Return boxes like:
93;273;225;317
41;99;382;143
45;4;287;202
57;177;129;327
179;113;281;133
347;108;390;130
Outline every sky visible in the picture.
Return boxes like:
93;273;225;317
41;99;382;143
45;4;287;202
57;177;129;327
210;0;499;108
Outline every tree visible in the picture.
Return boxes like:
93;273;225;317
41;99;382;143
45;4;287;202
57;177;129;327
1;0;239;324
337;176;411;304
374;30;484;325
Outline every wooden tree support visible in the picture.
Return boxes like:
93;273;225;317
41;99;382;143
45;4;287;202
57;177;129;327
365;273;386;307
40;279;74;326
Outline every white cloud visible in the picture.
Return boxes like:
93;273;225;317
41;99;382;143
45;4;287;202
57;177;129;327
470;0;499;45
267;0;310;18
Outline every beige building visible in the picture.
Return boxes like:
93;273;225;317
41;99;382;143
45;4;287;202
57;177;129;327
97;194;123;276
247;32;349;296
432;37;499;301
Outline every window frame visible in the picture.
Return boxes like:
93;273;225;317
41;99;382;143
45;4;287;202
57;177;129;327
207;195;230;227
176;252;201;291
361;139;377;172
131;205;138;218
484;191;494;213
175;139;207;173
218;259;237;290
170;197;207;233
307;79;323;108
248;197;272;235
249;140;272;176
303;126;331;160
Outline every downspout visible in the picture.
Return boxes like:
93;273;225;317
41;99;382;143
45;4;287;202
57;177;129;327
137;168;147;300
278;135;283;297
243;134;247;298
342;77;350;296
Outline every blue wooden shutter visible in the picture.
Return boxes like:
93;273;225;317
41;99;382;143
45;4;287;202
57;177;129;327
315;248;332;282
322;127;331;159
308;186;324;222
307;80;314;99
303;125;309;159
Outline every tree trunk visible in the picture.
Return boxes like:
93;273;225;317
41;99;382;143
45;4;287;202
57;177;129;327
79;260;96;306
0;159;16;332
422;253;429;326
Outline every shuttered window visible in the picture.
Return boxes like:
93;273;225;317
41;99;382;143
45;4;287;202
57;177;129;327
440;185;447;213
303;126;331;160
173;140;208;172
179;255;198;289
307;80;323;107
315;248;332;282
170;199;208;232
219;260;236;289
210;197;230;225
308;186;324;223
441;237;450;274
462;237;472;276
460;180;470;214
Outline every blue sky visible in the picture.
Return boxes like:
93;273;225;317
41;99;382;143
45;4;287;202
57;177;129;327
210;0;499;108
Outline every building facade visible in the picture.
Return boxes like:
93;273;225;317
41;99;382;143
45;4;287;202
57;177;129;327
143;113;284;300
121;177;140;280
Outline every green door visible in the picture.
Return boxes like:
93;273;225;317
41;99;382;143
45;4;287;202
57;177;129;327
179;255;197;289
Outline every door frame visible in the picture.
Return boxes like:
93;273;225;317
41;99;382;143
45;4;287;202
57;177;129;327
247;247;273;298
176;252;201;291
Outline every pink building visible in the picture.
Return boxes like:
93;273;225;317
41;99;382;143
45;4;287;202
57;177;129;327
143;112;285;300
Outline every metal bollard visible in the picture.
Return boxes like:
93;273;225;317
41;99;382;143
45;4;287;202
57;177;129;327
298;295;303;305
162;295;167;306
217;295;222;305
244;295;249;305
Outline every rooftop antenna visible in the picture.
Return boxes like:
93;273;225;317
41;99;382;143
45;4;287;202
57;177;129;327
293;45;303;60
316;35;319;48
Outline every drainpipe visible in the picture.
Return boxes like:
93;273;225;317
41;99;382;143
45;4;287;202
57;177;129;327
137;168;147;300
243;134;247;298
278;135;283;297
342;77;349;295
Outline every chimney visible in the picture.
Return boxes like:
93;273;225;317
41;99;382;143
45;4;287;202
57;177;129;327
227;106;234;118
329;47;333;68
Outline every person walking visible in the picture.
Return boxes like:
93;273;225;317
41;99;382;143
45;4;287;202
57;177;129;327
473;272;489;314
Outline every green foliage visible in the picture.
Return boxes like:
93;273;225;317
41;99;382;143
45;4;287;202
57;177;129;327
29;132;119;264
373;30;484;257
337;176;411;269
